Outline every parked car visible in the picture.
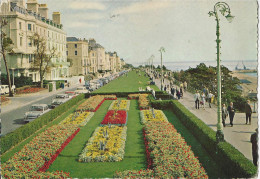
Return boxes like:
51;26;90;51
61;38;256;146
24;104;51;123
65;91;78;98
0;85;9;94
75;86;89;94
50;94;70;109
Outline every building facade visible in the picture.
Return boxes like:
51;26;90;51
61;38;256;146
67;37;88;76
0;0;69;82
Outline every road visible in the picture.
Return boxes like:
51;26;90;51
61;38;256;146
0;85;79;135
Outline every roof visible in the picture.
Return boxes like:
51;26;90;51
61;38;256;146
67;37;79;42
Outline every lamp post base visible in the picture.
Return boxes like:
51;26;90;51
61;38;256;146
216;130;224;143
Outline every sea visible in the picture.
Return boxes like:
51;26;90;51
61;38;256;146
133;60;258;77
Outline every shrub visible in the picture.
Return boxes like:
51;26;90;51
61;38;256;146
1;94;85;154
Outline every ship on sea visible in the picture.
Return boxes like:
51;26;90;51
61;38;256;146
234;61;257;72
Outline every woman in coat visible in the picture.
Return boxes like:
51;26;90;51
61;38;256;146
222;104;228;127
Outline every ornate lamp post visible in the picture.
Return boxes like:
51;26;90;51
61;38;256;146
159;47;165;91
209;2;234;142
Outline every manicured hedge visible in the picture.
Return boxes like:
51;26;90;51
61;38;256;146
151;99;257;178
1;94;85;154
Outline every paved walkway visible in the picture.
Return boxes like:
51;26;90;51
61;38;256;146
154;77;258;163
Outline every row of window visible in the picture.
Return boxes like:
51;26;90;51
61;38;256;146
18;21;66;42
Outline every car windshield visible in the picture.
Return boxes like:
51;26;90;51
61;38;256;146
30;106;44;111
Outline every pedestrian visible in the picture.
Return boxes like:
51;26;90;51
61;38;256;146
201;92;206;109
250;128;258;166
176;89;181;100
222;104;228;127
227;102;235;127
180;83;183;89
171;87;175;97
184;81;187;92
79;78;82;84
180;87;183;98
164;86;167;91
245;100;252;125
194;91;200;109
207;91;214;108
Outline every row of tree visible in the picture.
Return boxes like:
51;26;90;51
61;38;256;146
173;63;247;111
1;17;57;97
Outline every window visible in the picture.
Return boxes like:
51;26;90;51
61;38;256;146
66;51;68;56
66;44;68;48
29;54;33;63
28;24;31;31
75;51;77;55
75;44;77;48
92;53;94;57
20;37;23;46
28;39;32;47
48;31;49;37
19;22;22;29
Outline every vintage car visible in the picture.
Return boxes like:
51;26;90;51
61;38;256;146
50;94;70;108
65;91;78;98
75;86;89;94
24;104;51;123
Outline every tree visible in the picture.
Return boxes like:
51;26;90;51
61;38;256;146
0;17;14;97
32;33;57;88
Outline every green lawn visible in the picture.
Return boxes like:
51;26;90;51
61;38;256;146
47;99;146;178
95;71;159;93
164;110;227;178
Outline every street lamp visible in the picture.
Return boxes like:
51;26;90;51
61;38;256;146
209;2;234;143
159;47;165;91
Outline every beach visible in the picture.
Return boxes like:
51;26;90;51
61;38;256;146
231;71;258;96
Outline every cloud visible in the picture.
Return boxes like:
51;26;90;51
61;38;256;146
69;1;106;10
113;1;173;15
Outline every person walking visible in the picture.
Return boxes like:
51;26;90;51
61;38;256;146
164;86;167;91
227;102;235;127
245;100;252;124
180;87;183;98
194;91;200;109
171;87;175;97
207;91;214;108
222;104;228;127
184;81;187;92
201;92;206;109
250;128;258;166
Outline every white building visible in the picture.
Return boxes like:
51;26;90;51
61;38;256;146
0;0;69;82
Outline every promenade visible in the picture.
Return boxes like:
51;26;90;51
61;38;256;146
154;78;258;163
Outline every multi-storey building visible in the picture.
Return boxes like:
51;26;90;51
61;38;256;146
0;0;69;82
108;52;117;72
88;38;106;71
66;37;88;76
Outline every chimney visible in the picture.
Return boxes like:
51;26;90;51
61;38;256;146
52;12;61;24
10;0;26;8
26;0;38;13
38;4;48;18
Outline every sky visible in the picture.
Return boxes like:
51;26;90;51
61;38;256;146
37;0;258;65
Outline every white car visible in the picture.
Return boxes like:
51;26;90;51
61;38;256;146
0;85;9;94
24;104;51;123
75;87;89;94
50;94;70;108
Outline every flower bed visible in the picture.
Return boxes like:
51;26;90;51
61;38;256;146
145;122;208;178
60;111;94;127
108;100;130;111
16;87;45;94
128;93;141;100
1;96;10;103
138;94;150;110
101;110;127;126
140;109;168;124
115;169;155;178
77;95;105;112
79;126;127;162
2;125;79;178
102;95;117;100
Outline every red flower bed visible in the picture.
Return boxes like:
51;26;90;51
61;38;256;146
101;110;127;125
1;96;9;102
103;95;117;100
143;128;153;169
16;87;45;94
93;99;105;112
39;128;80;172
